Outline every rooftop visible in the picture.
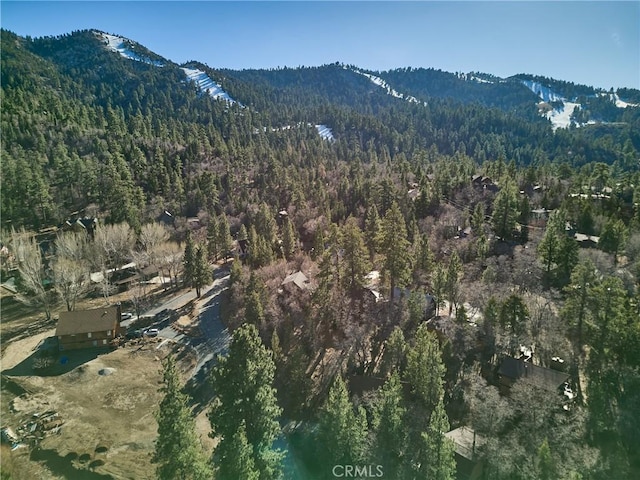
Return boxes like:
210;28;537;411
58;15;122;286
56;306;120;336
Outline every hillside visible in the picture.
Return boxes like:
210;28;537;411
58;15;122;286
2;27;640;480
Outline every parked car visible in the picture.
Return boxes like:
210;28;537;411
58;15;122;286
144;328;159;337
121;312;134;321
126;329;143;339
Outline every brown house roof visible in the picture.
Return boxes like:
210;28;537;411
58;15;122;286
56;306;120;336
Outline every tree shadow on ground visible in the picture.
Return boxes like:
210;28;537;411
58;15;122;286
30;448;114;479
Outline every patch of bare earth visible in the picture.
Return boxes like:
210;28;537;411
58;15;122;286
2;339;196;480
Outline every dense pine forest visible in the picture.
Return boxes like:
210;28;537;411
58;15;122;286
2;28;640;480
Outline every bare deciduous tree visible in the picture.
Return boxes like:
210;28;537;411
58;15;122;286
93;223;136;299
52;256;89;311
11;228;54;320
158;241;183;289
55;230;90;263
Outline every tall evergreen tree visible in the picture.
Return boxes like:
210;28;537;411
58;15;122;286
207;216;220;261
405;323;445;413
364;203;381;261
379;202;411;301
445;251;462;315
414;398;456;480
280;216;297;260
209;324;284;480
340;217;370;296
215;423;260;480
153;355;212;480
217;214;234;262
318;375;368;467
599;218;627;265
192;245;211;298
381;326;408;376
371;372;408;477
183;231;196;289
491;179;519;240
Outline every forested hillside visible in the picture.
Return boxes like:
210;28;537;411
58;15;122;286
2;28;640;480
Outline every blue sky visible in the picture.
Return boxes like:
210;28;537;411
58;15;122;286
2;1;638;89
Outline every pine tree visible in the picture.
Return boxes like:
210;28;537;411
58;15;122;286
153;356;212;480
562;259;597;358
471;202;485;236
382;326;408;376
599;218;627;264
405;323;445;413
341;217;370;295
537;209;568;280
192;245;211;298
183;231;196;289
281;216;297;260
215;423;260;480
379;202;411;301
372;372;408;477
209;324;284;480
499;293;529;336
207;216;220;261
445;251;462;315
491;180;519;240
415;233;434;276
416;398;456;480
318;375;368;466
217;214;234;262
364;203;381;261
432;263;447;316
537;438;556;480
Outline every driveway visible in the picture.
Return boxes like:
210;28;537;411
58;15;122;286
122;272;231;379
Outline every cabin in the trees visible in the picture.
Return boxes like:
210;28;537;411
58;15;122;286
471;175;498;192
60;216;98;238
498;356;570;393
444;426;485;480
56;305;122;351
280;271;311;292
573;233;600;248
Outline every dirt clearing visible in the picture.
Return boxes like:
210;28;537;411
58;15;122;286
1;339;201;480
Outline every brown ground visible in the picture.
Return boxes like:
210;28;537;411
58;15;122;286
1;336;209;480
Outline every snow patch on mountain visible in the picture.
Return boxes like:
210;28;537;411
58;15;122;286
520;79;564;103
598;92;639;108
315;125;335;141
255;123;335;141
457;72;495;84
350;68;426;106
97;32;164;67
545;101;581;130
181;67;237;104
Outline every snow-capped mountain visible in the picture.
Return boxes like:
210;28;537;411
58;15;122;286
43;30;640;136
